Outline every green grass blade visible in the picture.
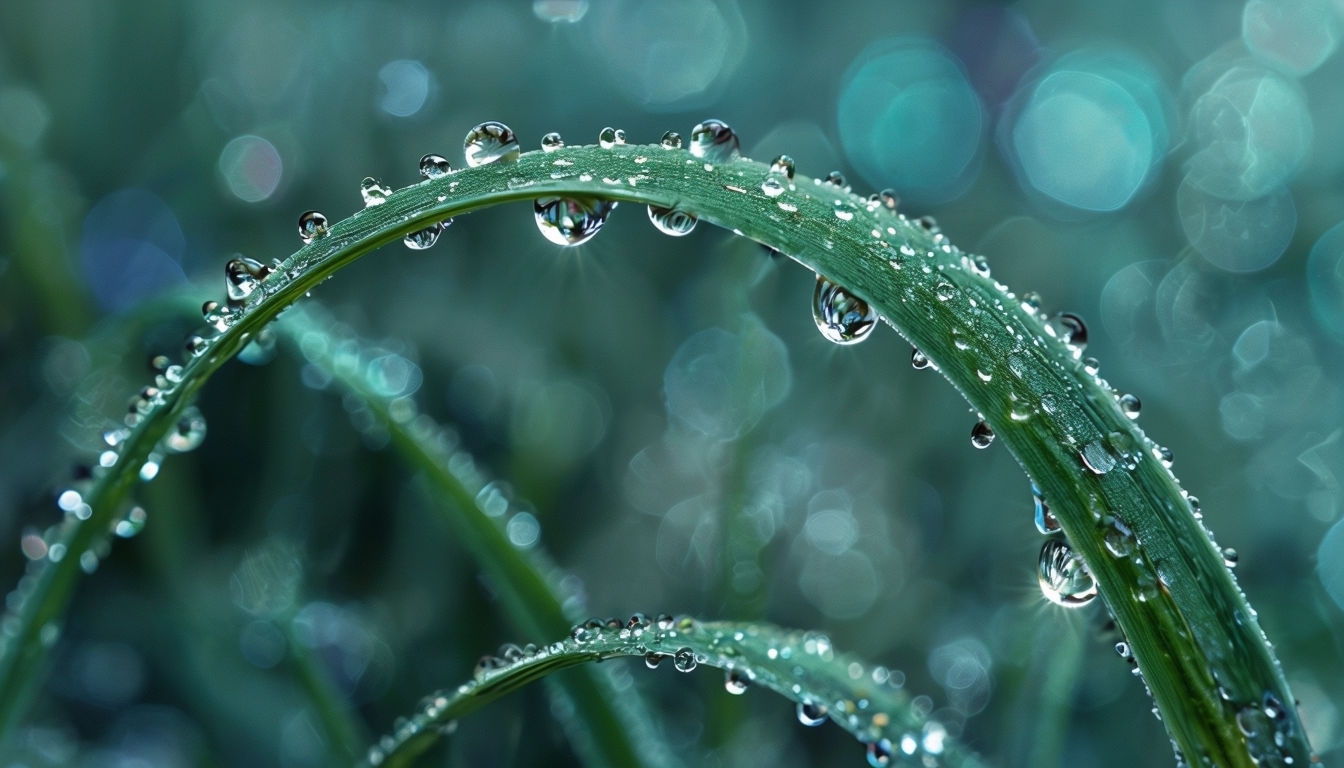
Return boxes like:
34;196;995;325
364;616;987;768
0;139;1310;765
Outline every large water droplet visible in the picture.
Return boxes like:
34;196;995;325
463;121;520;167
598;126;626;149
1119;393;1141;419
419;153;452;179
796;700;828;727
813;275;877;345
540;132;564;152
660;131;682;150
723;669;749;695
225;257;268;303
673;647;697;672
1033;484;1060;534
360;177;392;207
1038;538;1097;607
404;222;444;250
688;119;739;163
1080;439;1117;475
970;420;995;449
770;154;796;181
298;211;329;244
534;197;614;246
647;205;697;237
163;406;207;453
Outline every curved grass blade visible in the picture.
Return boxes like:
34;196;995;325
0;135;1310;765
365;616;987;768
276;305;675;768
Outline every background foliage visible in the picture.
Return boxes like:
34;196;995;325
1;0;1342;765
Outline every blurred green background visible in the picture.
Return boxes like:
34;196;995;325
2;0;1343;765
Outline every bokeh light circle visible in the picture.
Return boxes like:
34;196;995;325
1308;221;1344;340
218;135;283;203
1177;178;1296;273
1242;0;1340;76
837;38;984;204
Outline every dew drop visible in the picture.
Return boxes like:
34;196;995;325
463;121;520;167
1222;547;1239;568
813;275;877;345
1083;357;1100;375
644;652;664;669
404;222;444;250
224;257;268;303
1103;516;1135;557
796;700;828;727
723;669;749;695
760;177;786;198
911;347;931;370
1081;439;1117;475
1119;393;1141;419
970;254;991;276
419;153;452;179
879;189;899;210
298;211;329;244
1020;291;1042;315
1115;641;1132;661
659;131;682;150
114;506;148;538
534;197;614;246
970;420;995;449
1046;312;1089;351
1033;484;1060;534
673;647;697;672
647;205;697;236
1038;538;1097;607
866;738;893;767
540;132;564;152
769;154;796;181
655;613;675;630
163;406;207;453
360;177;392;207
688;119;739;163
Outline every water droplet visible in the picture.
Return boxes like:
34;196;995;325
1081;439;1117;475
419;153;452;179
655;613;675;630
404;221;444;250
1222;547;1239;568
723;669;749;695
540;132;564;152
1033;484;1060;534
647;205;697;236
298;211;329;244
688;119;739;163
911;347;931;370
1083;357;1100;375
225;257;268;303
114;506;148;538
598;126;627;149
673;647;697;672
866;738;893;767
1020;291;1042;315
813;275;877;345
644;652;664;669
1119;393;1141;419
796;700;828;727
1115;641;1132;661
760;176;786;198
1103;516;1135;557
879;189;899;210
473;655;504;679
163;406;207;453
360;177;392;206
1155;445;1174;468
769;154;796;181
970;254;991;276
659;131;682;150
822;170;846;189
1046;312;1089;351
571;624;593;644
1038;538;1097;607
534;197;614;246
970;420;995;449
463;121;520;167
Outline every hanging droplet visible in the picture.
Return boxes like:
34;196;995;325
404;222;444;250
644;652;664;669
647;205;697;236
769;154;796;181
659;131;682;150
970;420;995;449
1046;312;1089;350
360;177;392;206
813;275;877;345
1038;538;1098;607
163;406;207;453
911;347;931;370
673;647;697;672
796;700;828;727
1119;393;1142;419
1114;641;1133;661
688;119;739;163
298;211;329;244
463;121;520;167
1033;484;1060;534
534;197;614;246
723;669;749;695
224;257;268;303
419;154;452;179
866;738;893;767
540;132;564;152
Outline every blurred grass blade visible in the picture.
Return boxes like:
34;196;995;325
276;305;675;768
364;616;987;768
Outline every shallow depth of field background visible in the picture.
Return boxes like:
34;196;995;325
2;0;1343;765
